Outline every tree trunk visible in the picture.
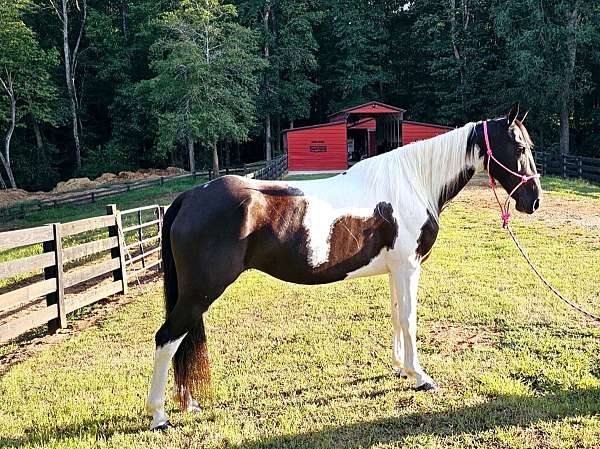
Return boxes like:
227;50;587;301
265;114;272;161
560;4;579;155
263;2;272;162
560;95;570;154
32;117;44;153
225;142;231;167
60;0;85;170
212;143;220;177
1;89;17;189
187;137;195;173
275;115;281;154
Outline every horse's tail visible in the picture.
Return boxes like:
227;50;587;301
162;196;211;409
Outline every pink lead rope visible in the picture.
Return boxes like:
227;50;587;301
483;120;540;228
483;120;600;323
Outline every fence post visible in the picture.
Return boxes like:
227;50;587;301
157;206;165;271
137;209;145;269
107;204;128;295
562;154;567;178
578;156;583;179
44;223;66;333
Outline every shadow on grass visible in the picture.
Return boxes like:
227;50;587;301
234;387;600;449
0;415;143;448
2;387;598;448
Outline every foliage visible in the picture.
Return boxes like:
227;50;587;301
0;0;58;188
0;0;599;190
140;0;264;171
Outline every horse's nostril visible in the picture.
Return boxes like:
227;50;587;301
533;198;540;211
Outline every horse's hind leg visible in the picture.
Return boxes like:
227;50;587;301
146;301;203;430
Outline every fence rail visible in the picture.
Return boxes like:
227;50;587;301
535;151;600;184
0;156;287;344
0;162;268;224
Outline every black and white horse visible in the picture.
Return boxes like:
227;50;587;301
146;104;541;430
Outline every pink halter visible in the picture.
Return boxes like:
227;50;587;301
483;120;540;228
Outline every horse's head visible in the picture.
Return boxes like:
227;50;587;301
477;103;542;214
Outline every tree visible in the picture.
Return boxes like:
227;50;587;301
141;0;264;175
317;0;391;114
495;0;599;153
0;0;57;188
49;0;87;169
235;0;320;158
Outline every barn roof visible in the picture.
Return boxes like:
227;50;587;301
402;120;454;130
328;101;407;118
282;120;346;133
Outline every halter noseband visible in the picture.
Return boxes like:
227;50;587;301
483;120;540;228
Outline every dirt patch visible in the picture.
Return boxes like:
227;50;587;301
424;323;499;355
454;175;600;231
0;189;50;208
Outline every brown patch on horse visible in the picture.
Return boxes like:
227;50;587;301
416;212;438;263
314;202;398;275
246;191;398;283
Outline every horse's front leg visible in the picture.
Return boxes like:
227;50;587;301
389;273;407;378
389;261;437;391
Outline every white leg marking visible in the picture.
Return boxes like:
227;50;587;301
389;273;406;377
390;262;436;389
146;333;187;430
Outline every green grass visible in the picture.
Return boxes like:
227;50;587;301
1;176;599;448
542;176;600;204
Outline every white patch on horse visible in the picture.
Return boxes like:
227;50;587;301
302;197;373;268
345;250;388;278
146;333;187;430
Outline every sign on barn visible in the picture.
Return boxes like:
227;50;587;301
283;101;454;172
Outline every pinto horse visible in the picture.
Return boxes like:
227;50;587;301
146;103;541;430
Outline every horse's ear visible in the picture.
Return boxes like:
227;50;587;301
507;102;519;126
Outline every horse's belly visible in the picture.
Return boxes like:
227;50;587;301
345;251;389;279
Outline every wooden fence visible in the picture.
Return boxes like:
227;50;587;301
535;151;600;183
0;155;287;344
0;162;268;224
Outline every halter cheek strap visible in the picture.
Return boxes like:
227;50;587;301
483;120;540;228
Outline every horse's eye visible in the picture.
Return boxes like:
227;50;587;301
516;146;526;155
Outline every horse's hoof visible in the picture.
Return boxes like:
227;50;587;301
394;369;409;379
415;381;438;392
187;403;202;413
150;420;174;431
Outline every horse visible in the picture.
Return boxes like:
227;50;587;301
145;103;541;430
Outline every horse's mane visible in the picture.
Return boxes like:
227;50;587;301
348;122;478;221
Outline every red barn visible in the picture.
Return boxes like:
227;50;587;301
284;101;454;172
402;121;454;145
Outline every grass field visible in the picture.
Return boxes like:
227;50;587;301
0;176;599;448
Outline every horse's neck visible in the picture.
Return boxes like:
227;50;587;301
378;124;480;216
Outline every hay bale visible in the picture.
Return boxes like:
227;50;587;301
52;178;101;193
95;173;117;184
